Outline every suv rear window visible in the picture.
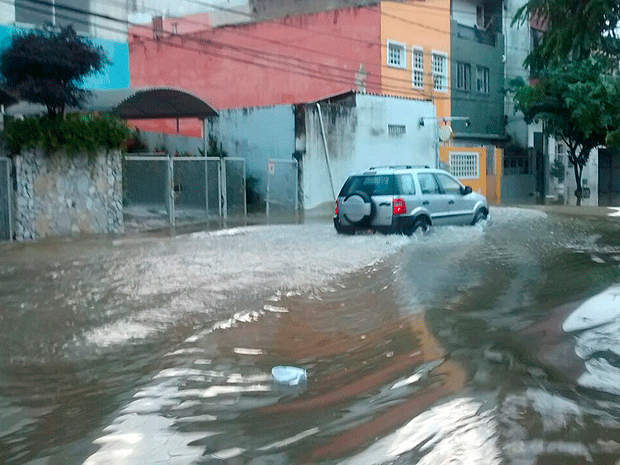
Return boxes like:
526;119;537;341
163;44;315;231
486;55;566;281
339;175;395;196
339;174;417;197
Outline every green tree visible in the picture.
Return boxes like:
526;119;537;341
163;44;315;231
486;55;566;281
510;59;620;205
513;0;620;69
0;25;108;118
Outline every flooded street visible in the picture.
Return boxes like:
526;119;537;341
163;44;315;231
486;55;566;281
2;207;620;464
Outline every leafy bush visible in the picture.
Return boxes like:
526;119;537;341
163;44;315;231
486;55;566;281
1;113;131;155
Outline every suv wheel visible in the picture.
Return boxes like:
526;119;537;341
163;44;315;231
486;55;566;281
402;216;430;236
335;221;355;235
341;191;376;227
472;208;488;225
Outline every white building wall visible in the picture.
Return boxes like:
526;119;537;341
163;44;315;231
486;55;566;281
504;0;530;149
91;1;128;42
303;94;437;210
452;0;478;28
549;139;599;207
0;0;15;24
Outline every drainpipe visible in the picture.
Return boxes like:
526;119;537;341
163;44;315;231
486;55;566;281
316;103;336;200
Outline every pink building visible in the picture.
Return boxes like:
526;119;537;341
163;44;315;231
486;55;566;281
129;6;383;136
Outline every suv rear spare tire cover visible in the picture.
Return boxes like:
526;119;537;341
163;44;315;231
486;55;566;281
342;191;376;226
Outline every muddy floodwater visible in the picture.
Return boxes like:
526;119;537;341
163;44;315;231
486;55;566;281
2;207;620;464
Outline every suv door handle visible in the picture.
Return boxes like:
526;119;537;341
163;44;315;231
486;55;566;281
448;200;455;205
422;201;429;205
379;202;390;206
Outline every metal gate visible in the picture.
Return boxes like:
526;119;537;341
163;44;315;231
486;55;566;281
223;157;247;217
266;159;298;216
0;157;12;241
123;155;247;229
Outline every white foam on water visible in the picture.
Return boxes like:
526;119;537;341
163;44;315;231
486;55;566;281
340;397;501;465
563;285;620;332
69;224;416;351
563;286;620;395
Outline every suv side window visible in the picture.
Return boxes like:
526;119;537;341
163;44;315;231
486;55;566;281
435;173;462;195
396;174;415;195
417;173;440;194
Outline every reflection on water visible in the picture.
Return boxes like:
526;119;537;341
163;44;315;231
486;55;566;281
2;208;620;463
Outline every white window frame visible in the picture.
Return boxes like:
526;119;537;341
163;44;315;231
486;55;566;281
456;61;471;91
449;152;480;179
432;51;448;93
476;65;490;93
387;40;406;69
411;46;424;89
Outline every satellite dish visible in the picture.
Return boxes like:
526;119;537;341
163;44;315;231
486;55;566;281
438;124;453;142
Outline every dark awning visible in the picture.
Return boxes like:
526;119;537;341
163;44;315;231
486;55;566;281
4;87;218;119
92;88;218;119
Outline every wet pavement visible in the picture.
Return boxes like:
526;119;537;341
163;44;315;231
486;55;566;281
2;207;620;464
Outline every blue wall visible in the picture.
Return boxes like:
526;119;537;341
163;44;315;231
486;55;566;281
210;105;296;197
0;24;129;90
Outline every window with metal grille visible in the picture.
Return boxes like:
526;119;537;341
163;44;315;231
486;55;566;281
388;124;406;136
456;62;471;90
412;47;424;88
449;152;479;179
387;41;406;69
432;52;448;92
476;65;490;93
15;0;91;34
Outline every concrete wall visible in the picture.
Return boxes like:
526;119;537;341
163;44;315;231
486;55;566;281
0;25;129;91
139;131;205;155
303;93;437;210
503;0;530;149
208;105;296;199
13;150;123;240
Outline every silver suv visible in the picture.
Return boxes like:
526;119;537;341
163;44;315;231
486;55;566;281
334;165;489;235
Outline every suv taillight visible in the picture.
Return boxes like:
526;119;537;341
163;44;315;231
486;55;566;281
335;201;339;216
393;198;406;215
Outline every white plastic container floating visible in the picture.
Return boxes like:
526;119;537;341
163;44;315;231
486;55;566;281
272;366;307;386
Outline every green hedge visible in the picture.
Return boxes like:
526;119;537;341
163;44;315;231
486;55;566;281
1;113;131;155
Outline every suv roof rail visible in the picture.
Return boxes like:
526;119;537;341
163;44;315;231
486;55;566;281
368;165;430;170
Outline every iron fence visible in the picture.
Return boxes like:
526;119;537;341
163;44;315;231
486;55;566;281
123;154;247;229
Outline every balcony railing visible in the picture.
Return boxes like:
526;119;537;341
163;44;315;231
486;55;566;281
455;23;497;47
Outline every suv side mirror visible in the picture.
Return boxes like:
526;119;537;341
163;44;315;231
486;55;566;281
461;186;472;195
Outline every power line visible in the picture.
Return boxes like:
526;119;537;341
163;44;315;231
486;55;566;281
1;0;530;106
137;0;535;55
3;0;495;92
22;0;536;63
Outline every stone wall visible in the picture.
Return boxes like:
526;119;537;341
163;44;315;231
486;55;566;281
14;150;123;240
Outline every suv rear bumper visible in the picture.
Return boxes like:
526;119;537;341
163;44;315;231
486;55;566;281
334;216;415;234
